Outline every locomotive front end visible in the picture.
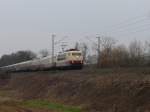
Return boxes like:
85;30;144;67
67;50;83;69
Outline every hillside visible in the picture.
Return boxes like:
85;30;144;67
0;67;150;112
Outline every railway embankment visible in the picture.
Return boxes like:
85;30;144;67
0;67;150;112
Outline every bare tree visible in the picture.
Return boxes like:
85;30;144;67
100;37;116;67
78;43;88;62
129;40;144;66
144;41;150;66
129;40;143;58
111;45;130;67
145;41;150;54
101;37;116;53
88;36;116;67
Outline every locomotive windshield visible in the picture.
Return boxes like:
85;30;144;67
57;54;66;61
72;52;81;56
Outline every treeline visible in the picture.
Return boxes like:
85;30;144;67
76;37;150;68
93;38;150;67
0;50;37;67
0;38;150;68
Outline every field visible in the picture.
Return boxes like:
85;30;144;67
0;66;150;112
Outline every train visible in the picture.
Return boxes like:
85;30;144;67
0;49;84;72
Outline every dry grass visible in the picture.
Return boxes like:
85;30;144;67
0;67;150;112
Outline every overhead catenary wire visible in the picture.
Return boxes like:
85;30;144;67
106;19;150;34
102;13;150;35
104;14;149;32
113;25;150;37
101;14;150;38
106;22;150;35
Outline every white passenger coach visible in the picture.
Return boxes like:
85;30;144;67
0;49;84;72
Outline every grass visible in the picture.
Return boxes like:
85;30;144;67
95;68;114;74
21;100;82;112
0;90;14;97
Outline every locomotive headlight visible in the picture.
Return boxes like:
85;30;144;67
76;56;79;58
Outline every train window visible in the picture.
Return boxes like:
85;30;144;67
72;53;81;56
57;54;66;61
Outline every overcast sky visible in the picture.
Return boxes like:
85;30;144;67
0;0;150;56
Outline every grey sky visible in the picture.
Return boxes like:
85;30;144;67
0;0;150;56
